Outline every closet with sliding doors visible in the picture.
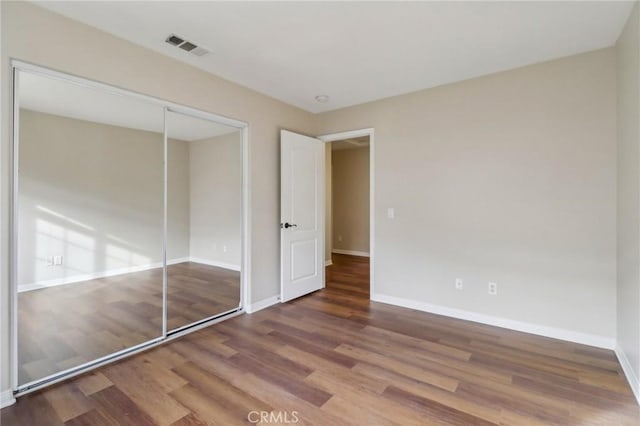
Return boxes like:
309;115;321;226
11;62;246;395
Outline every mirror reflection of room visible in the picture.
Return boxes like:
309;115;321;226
17;71;165;386
15;71;243;389
166;111;242;332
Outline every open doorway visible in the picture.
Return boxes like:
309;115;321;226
319;129;374;298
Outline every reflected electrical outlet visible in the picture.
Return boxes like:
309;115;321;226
45;255;63;266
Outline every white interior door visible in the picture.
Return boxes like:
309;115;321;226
280;130;325;302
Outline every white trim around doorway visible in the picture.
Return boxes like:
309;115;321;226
317;128;374;296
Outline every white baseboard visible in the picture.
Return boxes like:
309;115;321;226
325;260;333;267
615;345;640;405
332;249;370;257
0;389;15;408
371;293;615;350
18;256;240;293
189;257;241;272
246;296;280;314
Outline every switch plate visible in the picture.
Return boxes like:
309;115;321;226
455;278;463;290
488;282;497;295
387;208;395;219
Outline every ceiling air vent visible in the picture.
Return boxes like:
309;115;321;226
165;34;210;57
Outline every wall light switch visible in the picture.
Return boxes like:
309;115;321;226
387;208;395;219
455;278;463;290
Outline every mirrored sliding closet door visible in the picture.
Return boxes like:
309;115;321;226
15;70;165;387
165;111;243;332
13;63;246;393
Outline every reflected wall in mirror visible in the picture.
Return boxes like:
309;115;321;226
166;111;242;332
16;71;165;386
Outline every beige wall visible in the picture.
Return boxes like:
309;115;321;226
325;144;332;263
332;147;370;254
167;138;191;261
316;48;617;341
617;1;640;396
1;1;314;392
18;108;241;277
189;132;242;268
18;109;191;288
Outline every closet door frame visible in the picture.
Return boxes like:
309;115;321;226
9;60;251;396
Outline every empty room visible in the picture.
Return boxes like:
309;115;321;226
1;1;640;425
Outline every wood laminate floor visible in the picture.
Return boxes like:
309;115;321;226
3;254;638;425
18;262;240;385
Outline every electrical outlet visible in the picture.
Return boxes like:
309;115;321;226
223;245;227;253
46;256;54;267
488;282;497;295
455;278;463;290
387;208;395;219
338;235;343;242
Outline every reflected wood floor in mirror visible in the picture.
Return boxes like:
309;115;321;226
18;262;240;385
4;254;638;425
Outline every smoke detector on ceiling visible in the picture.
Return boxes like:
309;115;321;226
165;34;210;57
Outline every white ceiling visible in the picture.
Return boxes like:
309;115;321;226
34;1;634;113
19;71;238;141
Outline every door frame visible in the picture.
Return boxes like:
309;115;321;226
317;128;374;296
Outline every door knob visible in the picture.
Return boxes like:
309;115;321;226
281;222;298;229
